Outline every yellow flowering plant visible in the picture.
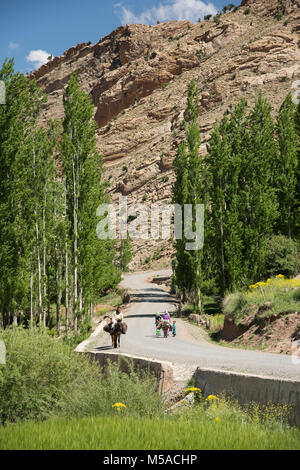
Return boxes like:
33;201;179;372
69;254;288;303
112;402;126;411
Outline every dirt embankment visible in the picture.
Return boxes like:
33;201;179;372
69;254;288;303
218;309;300;354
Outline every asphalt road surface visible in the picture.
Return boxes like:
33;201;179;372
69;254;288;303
94;270;300;381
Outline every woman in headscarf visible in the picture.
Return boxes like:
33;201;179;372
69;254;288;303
162;309;171;336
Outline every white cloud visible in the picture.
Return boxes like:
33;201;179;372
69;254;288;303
26;49;51;69
115;0;218;25
9;41;19;50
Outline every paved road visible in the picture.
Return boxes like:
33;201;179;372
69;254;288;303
94;270;300;381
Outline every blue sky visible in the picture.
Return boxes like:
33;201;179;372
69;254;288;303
1;0;239;74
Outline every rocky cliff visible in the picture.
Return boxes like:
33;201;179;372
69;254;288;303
31;0;300;269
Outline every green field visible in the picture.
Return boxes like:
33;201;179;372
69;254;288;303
1;327;299;450
1;413;299;450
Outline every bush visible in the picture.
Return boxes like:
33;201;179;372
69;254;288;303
223;276;300;324
0;328;163;424
264;235;300;278
223;292;247;323
201;278;219;296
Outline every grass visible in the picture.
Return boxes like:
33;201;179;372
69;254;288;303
0;327;163;425
223;275;300;325
1;403;299;450
1;328;299;450
182;297;224;332
93;289;123;317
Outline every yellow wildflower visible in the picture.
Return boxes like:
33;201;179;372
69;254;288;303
205;394;219;401
185;387;201;393
215;417;221;422
112;402;126;410
276;274;285;279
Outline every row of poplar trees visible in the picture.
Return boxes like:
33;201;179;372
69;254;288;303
173;79;300;310
0;59;120;330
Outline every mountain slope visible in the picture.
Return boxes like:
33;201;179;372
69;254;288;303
31;0;300;268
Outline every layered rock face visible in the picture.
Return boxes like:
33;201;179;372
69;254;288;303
31;0;300;268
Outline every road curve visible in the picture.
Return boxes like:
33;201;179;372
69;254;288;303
93;270;300;381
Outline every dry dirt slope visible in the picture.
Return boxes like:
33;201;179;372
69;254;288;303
31;0;300;268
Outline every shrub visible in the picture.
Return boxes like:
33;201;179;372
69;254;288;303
201;278;219;296
264;235;300;279
0;328;163;424
204;14;212;20
0;327;93;424
223;276;300;324
223;292;247;323
213;15;221;25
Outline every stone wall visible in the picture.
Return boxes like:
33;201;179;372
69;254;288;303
194;367;300;426
85;351;174;393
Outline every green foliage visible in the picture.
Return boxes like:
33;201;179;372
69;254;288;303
172;79;204;311
119;236;134;272
1;395;299;450
0;327;162;425
0;61;120;331
223;276;300;325
275;93;298;237
264;235;300;278
205;94;280;294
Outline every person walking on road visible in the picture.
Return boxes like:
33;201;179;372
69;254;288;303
155;312;162;336
172;320;176;337
163;309;171;337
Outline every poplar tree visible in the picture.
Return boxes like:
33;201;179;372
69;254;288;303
206;101;248;293
119;236;134;272
275;93;298;238
243;92;279;282
0;59;46;326
61;72;120;328
294;99;300;239
173;79;204;311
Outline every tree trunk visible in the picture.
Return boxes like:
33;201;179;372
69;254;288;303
73;156;78;330
33;148;43;325
65;245;69;331
56;253;62;335
30;268;33;328
42;190;48;327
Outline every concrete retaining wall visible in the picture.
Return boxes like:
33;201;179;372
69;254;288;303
194;367;300;426
86;351;174;393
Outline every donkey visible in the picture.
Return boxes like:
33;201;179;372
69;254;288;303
157;320;172;338
111;320;126;348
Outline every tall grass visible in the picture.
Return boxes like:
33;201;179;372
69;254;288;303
1;412;299;450
0;327;163;424
223;275;300;324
